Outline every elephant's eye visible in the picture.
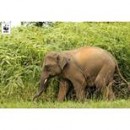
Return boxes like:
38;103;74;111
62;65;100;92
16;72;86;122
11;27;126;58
45;65;51;71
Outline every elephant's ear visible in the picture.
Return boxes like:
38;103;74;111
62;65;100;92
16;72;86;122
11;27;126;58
57;54;68;70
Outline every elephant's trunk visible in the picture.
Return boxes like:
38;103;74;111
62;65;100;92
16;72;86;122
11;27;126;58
33;75;49;101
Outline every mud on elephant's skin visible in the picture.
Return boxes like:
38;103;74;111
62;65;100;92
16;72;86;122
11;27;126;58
33;46;130;101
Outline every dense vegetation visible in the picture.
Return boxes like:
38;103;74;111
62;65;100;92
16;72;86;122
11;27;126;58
0;22;130;107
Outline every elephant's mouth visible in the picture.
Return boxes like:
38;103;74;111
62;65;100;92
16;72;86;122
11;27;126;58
33;78;49;101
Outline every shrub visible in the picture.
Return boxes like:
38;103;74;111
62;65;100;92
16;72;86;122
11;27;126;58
0;22;130;101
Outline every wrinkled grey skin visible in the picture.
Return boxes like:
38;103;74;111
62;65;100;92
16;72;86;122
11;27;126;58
33;46;130;101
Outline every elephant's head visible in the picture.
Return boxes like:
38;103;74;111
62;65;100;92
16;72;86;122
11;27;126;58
33;52;68;100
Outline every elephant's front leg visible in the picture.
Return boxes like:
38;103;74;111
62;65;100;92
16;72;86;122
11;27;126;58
57;79;69;102
72;80;86;101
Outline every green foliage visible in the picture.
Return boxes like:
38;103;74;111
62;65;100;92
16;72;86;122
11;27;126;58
0;22;130;105
1;99;130;108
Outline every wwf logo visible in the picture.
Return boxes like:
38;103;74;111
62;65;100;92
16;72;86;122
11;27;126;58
2;21;11;34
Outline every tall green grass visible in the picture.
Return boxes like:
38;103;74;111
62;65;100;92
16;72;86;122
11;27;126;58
0;22;130;104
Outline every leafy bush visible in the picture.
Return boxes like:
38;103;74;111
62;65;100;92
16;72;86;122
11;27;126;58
0;22;130;101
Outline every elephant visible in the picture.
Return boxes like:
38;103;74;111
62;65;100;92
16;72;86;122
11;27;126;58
33;46;130;101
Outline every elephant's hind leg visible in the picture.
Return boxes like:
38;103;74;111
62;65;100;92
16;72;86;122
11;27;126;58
105;81;115;100
94;65;115;100
94;76;106;99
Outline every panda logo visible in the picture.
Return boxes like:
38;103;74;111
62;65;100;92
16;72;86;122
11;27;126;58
2;21;11;34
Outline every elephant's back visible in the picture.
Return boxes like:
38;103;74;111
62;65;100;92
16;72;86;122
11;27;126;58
71;46;116;69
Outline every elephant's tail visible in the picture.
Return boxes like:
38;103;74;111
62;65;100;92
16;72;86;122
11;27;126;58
116;64;130;90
